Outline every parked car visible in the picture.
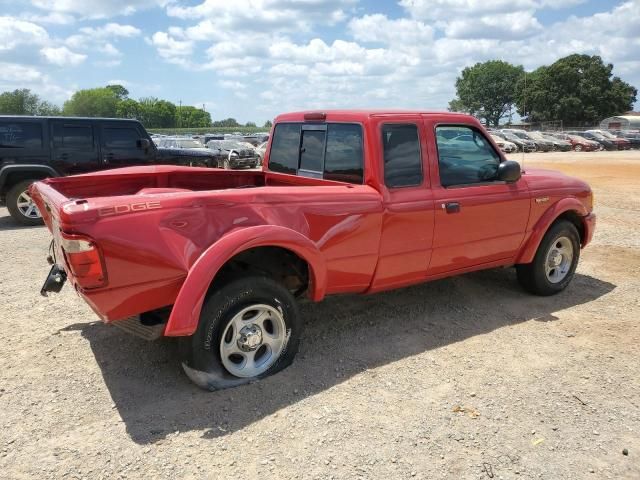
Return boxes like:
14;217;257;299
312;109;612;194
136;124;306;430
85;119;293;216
586;130;631;150
0;116;218;225
547;132;599;152
528;132;572;151
255;141;267;165
567;131;616;151
492;131;537;152
205;139;259;169
32;109;595;390
489;134;517;153
609;130;640;149
501;129;553;152
157;137;207;150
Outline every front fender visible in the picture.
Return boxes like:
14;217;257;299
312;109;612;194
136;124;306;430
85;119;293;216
164;225;327;337
516;198;588;264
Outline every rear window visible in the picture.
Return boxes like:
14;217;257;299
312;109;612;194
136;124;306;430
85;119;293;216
269;122;364;183
103;127;140;148
0;122;43;148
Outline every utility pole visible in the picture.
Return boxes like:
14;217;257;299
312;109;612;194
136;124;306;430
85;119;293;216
178;99;182;129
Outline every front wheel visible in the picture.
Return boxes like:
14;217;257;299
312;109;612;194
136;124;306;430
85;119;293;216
180;276;302;390
574;144;583;152
516;220;580;296
6;179;44;226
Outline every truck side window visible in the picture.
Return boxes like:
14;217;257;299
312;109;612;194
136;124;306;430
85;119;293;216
0;122;42;148
435;126;500;187
269;123;301;174
382;124;422;188
324;124;363;184
53;124;93;148
104;127;139;148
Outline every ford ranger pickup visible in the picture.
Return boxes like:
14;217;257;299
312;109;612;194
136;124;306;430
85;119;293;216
30;110;596;390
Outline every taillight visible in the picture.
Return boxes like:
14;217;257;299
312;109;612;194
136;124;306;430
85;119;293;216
60;233;107;289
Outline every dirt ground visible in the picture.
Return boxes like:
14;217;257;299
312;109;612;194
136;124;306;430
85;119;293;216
0;150;638;479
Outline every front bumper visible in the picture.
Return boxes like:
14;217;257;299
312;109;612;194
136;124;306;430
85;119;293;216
230;157;258;168
582;212;596;248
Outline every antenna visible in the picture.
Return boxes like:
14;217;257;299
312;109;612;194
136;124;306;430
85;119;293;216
521;71;527;172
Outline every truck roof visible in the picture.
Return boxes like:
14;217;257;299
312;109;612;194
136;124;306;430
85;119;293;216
274;109;473;122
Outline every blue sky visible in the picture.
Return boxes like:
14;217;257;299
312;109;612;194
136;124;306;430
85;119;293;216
1;1;638;124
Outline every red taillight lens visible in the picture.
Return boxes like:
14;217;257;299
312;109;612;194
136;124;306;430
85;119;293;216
60;233;107;289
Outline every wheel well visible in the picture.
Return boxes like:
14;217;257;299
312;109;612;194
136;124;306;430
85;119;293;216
554;210;585;245
211;246;310;297
1;171;48;197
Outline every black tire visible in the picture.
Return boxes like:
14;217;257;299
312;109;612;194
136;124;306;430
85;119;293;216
223;158;231;169
6;179;44;226
574;144;583;152
516;220;580;296
180;276;301;391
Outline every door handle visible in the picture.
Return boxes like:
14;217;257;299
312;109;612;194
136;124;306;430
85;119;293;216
443;202;461;213
103;153;113;164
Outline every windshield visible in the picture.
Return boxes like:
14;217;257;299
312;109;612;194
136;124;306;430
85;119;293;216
176;139;204;148
599;131;617;139
503;133;521;142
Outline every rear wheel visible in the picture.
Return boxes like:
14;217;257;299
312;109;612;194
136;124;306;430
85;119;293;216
516;220;580;296
223;158;231;169
180;276;301;390
6;179;44;226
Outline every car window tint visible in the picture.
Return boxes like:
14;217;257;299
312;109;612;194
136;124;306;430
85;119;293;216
104;127;139;148
53;124;93;148
269;123;301;174
299;130;325;172
0;122;43;148
382;124;422;188
435;126;500;187
324;124;363;184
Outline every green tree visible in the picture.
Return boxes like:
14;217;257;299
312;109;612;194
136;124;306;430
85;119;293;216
63;87;119;117
177;106;211;128
35;101;62;116
0;89;43;115
245;121;257;127
212;117;240;127
106;84;129;100
116;98;140;119
263;120;273;128
450;60;524;126
138;97;177;128
515;54;637;124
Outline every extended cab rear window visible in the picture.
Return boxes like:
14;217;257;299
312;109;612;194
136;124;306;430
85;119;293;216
269;123;364;184
0;121;43;148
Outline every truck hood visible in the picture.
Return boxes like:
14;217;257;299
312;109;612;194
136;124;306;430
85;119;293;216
523;167;591;195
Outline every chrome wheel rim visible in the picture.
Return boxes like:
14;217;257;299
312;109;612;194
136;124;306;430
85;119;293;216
545;236;573;283
220;304;286;378
16;190;41;219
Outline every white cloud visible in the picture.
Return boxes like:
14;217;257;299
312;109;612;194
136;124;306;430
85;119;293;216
444;11;542;39
40;46;87;66
0;62;44;82
30;0;167;19
0;16;49;50
348;14;434;45
21;12;76;25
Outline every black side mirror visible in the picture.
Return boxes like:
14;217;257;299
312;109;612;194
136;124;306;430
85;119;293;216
138;138;151;149
497;160;521;183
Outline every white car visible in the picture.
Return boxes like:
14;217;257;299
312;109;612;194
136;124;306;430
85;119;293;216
490;134;517;153
255;141;267;166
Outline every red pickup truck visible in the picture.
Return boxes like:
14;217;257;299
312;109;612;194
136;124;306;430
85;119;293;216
31;110;595;390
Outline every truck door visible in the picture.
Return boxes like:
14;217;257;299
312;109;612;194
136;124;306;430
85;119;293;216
369;119;436;292
99;121;156;168
50;120;102;175
425;121;530;275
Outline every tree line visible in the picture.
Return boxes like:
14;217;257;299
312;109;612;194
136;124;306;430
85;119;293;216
0;85;272;129
449;54;637;127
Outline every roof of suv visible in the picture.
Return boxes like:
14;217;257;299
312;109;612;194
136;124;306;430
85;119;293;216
0;115;142;122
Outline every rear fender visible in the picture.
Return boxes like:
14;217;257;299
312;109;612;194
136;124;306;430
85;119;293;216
164;225;327;336
516;198;588;264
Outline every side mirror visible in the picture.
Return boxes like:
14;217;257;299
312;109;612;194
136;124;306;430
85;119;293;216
497;160;521;183
138;138;151;149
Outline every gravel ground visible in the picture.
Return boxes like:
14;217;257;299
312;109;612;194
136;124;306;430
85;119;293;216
0;150;638;479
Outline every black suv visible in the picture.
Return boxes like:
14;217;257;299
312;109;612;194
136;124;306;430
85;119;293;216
0;116;218;225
